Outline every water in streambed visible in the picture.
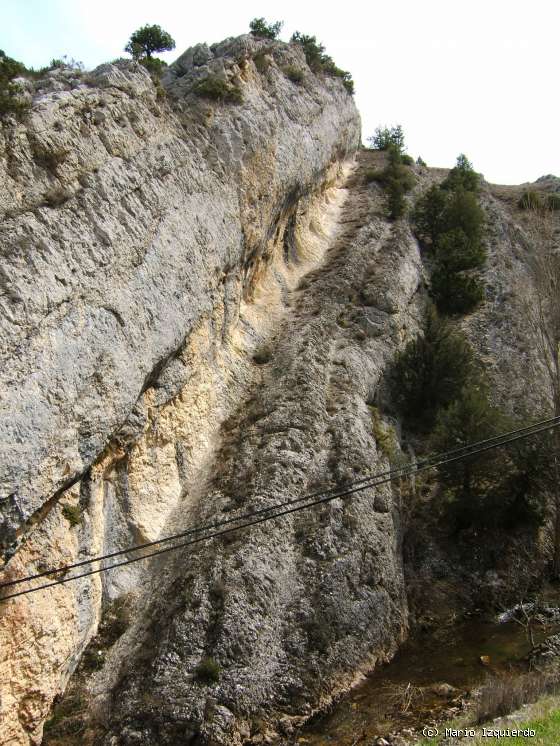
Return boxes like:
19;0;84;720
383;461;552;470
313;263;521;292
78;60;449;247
294;605;560;745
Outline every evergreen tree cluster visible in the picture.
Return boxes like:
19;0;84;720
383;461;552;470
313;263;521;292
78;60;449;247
0;50;30;117
365;125;416;219
414;155;486;314
365;143;415;220
368;125;406;154
431;385;548;531
289;32;354;94
382;145;416;220
249;18;283;40
391;305;547;531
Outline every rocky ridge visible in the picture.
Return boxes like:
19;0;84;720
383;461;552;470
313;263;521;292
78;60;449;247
1;30;558;746
87;150;422;745
0;34;359;745
0;34;358;558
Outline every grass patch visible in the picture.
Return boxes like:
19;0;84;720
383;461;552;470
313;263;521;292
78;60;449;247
518;190;543;210
194;656;221;685
517;190;560;213
546;194;560;211
32;144;69;173
253;53;271;73
282;65;304;84
253;345;272;365
364;168;385;184
192;75;242;103
62;504;81;527
43;185;72;207
418;682;560;745
80;647;105;672
369;405;398;459
101;595;133;645
43;692;87;740
477;704;560;744
475;673;550;725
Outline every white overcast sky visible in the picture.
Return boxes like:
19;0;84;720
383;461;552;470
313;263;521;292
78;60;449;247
3;0;558;184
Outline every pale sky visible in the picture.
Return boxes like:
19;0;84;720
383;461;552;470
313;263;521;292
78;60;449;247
2;0;558;184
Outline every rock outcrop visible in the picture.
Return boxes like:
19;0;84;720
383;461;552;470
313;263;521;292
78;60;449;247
0;35;358;558
1;30;558;746
88;152;420;745
0;34;363;745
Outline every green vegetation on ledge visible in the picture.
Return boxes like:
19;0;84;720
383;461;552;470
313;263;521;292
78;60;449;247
249;17;283;40
365;125;416;218
193;75;243;103
0;50;30;117
194;656;221;685
365;126;416;220
61;503;82;527
290;31;354;94
414;154;486;314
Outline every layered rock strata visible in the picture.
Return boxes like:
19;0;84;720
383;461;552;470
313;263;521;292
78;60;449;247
0;35;359;744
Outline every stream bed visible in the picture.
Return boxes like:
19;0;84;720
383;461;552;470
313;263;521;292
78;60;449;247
293;600;560;745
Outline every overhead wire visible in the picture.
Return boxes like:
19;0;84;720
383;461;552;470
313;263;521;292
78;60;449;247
2;414;557;593
2;414;556;591
1;415;559;602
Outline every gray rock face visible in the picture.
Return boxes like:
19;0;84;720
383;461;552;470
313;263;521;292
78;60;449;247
88;153;421;746
535;174;560;191
4;33;556;746
0;37;359;557
82;157;557;746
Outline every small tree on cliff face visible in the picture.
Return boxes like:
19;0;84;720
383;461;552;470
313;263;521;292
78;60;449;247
368;125;406;155
520;206;560;576
125;24;175;60
390;304;474;429
432;386;546;531
249;18;283;39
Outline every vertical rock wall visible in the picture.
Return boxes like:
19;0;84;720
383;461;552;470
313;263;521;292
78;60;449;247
90;152;423;746
0;35;360;744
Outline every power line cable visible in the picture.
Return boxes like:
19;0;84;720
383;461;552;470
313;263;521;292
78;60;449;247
1;416;558;602
2;415;557;592
2;414;557;592
2;416;558;597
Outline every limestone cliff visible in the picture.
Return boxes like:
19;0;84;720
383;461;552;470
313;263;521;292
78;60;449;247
0;34;360;744
1;30;558;746
86;152;421;746
0;35;358;558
